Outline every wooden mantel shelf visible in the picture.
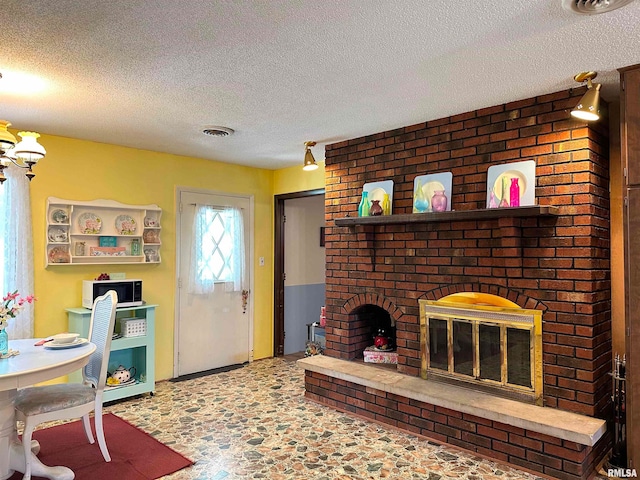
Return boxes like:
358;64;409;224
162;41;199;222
334;205;559;227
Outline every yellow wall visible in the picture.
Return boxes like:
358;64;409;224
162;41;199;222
274;161;325;195
28;133;274;381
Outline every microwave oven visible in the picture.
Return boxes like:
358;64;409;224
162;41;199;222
82;279;143;309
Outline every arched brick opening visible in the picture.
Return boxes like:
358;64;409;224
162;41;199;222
328;293;402;362
419;283;548;313
341;293;403;323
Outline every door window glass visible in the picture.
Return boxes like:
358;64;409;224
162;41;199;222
188;205;245;294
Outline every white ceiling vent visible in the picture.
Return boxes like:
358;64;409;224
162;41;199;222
202;126;234;137
562;0;636;14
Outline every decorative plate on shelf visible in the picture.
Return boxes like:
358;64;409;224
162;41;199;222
144;217;159;227
51;209;69;224
48;227;68;243
143;229;160;243
115;214;137;235
78;212;102;234
48;247;70;264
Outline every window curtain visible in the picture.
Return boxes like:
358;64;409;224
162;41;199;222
188;205;245;295
0;165;35;339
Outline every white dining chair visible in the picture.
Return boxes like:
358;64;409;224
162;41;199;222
14;290;118;480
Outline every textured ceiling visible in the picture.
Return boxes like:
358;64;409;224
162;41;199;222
1;0;639;170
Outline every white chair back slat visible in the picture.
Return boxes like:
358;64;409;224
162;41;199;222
83;291;117;389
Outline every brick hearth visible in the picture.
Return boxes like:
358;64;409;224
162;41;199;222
304;87;612;479
300;355;607;480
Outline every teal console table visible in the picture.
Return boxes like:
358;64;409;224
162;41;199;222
66;304;156;402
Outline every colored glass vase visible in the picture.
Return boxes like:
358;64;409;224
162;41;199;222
413;181;429;213
431;190;448;212
381;193;391;215
130;238;141;256
489;192;498;209
0;328;8;356
358;191;370;217
498;176;510;208
370;200;383;216
510;177;520;207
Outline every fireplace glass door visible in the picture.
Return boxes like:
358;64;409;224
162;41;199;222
507;327;532;388
420;296;542;405
428;318;448;371
478;323;501;382
453;320;473;376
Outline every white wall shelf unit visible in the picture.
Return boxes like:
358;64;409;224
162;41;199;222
46;197;162;266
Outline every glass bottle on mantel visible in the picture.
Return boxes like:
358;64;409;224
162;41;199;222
413;181;429;213
489;192;498;209
381;193;391;215
358;191;371;217
510;177;520;208
498;176;510;208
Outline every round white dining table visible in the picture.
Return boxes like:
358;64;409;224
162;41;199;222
0;338;96;480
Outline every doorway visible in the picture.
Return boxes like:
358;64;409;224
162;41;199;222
175;188;254;377
273;189;325;356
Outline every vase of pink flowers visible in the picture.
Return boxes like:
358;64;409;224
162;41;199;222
0;291;36;356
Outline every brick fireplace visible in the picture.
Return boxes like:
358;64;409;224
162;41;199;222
300;88;612;479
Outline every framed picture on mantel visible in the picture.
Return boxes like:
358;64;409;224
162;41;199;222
362;180;394;215
413;172;453;213
486;160;536;209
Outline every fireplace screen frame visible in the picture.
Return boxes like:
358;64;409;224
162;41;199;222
419;294;543;405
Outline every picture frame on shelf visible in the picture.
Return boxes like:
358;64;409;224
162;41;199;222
362;180;394;215
99;236;118;247
413;172;453;213
486;160;536;209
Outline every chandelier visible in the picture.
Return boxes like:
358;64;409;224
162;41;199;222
0;121;46;184
0;73;47;183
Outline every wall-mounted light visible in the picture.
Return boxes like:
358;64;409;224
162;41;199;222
571;71;601;121
303;141;318;171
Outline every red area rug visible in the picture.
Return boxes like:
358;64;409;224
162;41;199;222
10;413;193;480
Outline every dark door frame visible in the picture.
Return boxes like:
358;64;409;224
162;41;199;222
273;188;325;356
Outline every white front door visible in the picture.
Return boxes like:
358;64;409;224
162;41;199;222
175;189;253;377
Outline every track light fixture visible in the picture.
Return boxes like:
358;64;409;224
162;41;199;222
571;71;601;122
303;141;318;171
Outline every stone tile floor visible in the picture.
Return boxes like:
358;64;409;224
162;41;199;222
100;355;562;480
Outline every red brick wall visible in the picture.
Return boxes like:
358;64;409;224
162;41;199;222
306;371;608;480
323;88;611;418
